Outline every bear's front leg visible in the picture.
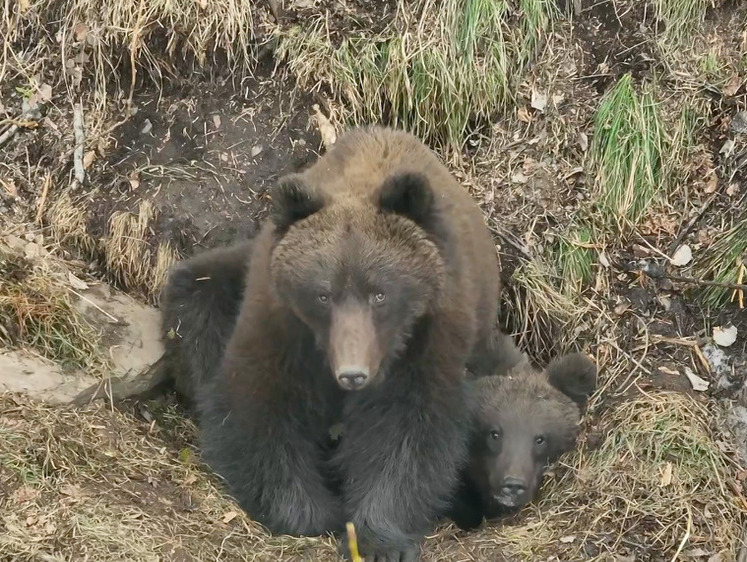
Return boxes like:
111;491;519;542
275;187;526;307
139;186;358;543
334;373;470;561
199;380;344;537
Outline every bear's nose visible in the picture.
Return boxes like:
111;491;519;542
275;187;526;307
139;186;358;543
337;369;369;390
500;477;527;498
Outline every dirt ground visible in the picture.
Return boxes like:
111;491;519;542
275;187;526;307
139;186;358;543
2;0;747;560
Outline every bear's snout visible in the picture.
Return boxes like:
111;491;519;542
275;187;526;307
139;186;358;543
329;301;382;390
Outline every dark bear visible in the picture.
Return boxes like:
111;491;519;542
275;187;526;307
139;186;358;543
197;126;501;561
447;343;597;531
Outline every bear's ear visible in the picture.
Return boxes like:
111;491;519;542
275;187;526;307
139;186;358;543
378;172;437;231
271;174;326;233
546;352;597;411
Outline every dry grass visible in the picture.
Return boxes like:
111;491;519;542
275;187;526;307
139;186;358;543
2;0;260;106
274;0;555;148
0;249;108;373
2;390;744;561
695;216;747;308
653;0;715;53
46;193;180;303
0;394;340;561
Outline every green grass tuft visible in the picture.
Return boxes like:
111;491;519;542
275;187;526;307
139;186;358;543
555;226;595;296
589;74;668;236
695;217;747;308
653;0;713;50
274;0;555;147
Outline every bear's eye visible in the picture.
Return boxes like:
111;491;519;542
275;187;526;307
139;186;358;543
535;435;546;445
371;292;386;305
318;294;330;304
490;429;501;440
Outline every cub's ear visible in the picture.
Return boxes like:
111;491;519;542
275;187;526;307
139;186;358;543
271;174;326;234
378;172;437;231
546;352;597;412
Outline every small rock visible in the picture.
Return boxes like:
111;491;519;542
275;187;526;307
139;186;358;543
731;111;747;134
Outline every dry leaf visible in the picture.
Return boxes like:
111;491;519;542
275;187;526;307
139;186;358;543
726;182;739;197
723;74;742;97
312;104;337;149
713;325;737;347
720;139;735;156
2;179;18;197
704;172;718;194
670;244;692;267
212;114;221;129
73;23;88;42
559;535;576;543
140;119;153;135
68;271;89;290
511;171;528;184
517;106;531;123
577;132;588;152
684;367;709;391
38;83;52;102
128;171;140;191
251;145;263;158
598;251;610;268
83;150;96;170
183;474;198;485
222;511;238;524
530;89;547;112
659;461;673;486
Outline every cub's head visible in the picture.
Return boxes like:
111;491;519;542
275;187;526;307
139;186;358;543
269;171;447;391
467;353;597;518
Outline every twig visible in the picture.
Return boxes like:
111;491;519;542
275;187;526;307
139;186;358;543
0;101;42;149
36;173;52;225
72;103;86;184
488;223;533;261
668;189;721;255
652;272;747;292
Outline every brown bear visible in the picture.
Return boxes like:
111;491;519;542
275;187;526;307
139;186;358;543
447;339;597;531
196;126;502;560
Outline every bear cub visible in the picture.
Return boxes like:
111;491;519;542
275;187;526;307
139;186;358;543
448;337;597;531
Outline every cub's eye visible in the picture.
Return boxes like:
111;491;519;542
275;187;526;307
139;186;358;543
535;435;546;445
318;294;330;304
490;429;501;440
371;292;386;304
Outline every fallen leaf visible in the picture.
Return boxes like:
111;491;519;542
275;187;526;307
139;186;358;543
530;89;547;112
73;22;88;43
670;244;692;267
559;535;576;543
183;474;198;485
659;461;673;486
140;119;152;135
68;271;89;290
577;131;588;152
212;114;221;129
726;182;739;197
222;511;238;524
2;179;18;197
684;367;709;392
713;325;737;347
598;251;610;268
128;171;140;190
720;138;735;157
704;172;718;194
83;150;96;169
251;145;263;158
723;74;742;97
312;104;337;149
517;106;531;123
38;83;52;102
511;171;528;184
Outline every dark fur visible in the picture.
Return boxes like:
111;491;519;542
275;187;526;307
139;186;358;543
448;347;597;531
159;240;253;409
195;127;500;561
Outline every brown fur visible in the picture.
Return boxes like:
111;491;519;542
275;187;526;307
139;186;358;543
448;350;597;531
199;126;502;560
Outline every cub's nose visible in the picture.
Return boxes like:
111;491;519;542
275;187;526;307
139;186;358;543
336;369;369;390
500;477;527;498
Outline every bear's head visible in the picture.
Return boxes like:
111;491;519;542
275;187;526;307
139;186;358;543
269;171;447;391
466;352;596;517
